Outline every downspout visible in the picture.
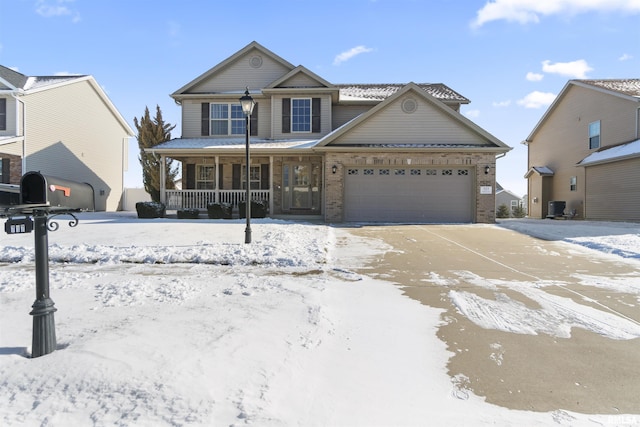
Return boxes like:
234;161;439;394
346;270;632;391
11;91;26;174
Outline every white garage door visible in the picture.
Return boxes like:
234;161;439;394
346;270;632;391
344;166;473;223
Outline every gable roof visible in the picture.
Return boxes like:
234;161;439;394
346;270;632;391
524;166;554;178
316;82;509;151
525;79;640;142
171;41;295;98
0;65;28;89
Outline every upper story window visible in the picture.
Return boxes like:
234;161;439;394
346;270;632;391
282;98;321;134
0;98;6;131
201;102;257;137
211;103;246;136
291;98;311;132
589;120;600;150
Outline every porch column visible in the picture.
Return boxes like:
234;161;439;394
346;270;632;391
269;156;274;214
215;155;220;203
160;154;166;205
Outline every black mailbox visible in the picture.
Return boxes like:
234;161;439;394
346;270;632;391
20;172;95;211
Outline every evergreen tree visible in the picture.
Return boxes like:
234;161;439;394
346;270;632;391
512;204;526;218
134;105;178;202
496;204;511;218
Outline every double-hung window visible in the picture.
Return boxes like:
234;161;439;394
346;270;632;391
570;176;577;192
210;103;246;136
589;120;600;150
242;165;261;189
196;164;215;189
291;98;311;132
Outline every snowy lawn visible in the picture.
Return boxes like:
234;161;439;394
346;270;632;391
1;213;639;426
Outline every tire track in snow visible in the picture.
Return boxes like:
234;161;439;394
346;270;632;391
415;225;640;328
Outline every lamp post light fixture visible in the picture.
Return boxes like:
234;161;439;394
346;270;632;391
239;88;256;244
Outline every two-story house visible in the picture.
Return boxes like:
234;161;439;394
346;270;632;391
0;65;134;211
524;79;640;220
148;41;511;223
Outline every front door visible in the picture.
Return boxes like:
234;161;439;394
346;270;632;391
283;163;321;213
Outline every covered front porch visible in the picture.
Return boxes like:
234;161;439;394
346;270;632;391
157;153;324;217
164;189;270;211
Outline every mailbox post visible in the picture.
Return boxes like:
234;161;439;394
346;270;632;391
1;172;94;358
30;212;57;357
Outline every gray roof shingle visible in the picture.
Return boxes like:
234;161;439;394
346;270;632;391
579;79;640;98
336;83;469;103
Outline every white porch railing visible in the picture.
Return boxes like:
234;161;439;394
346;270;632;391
164;190;270;210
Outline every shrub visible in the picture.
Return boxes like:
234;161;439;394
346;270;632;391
207;202;233;219
239;200;268;219
177;208;200;219
136;201;166;218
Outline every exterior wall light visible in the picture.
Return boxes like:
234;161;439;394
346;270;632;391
484;165;491;175
332;165;337;174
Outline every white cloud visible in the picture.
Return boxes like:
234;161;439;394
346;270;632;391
36;0;81;22
619;53;633;61
465;109;481;119
526;72;544;81
333;46;374;66
492;100;512;107
542;59;593;78
517;91;557;109
471;0;640;28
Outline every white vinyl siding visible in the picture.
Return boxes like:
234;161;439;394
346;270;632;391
20;79;129;211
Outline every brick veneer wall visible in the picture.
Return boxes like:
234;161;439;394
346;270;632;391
323;151;497;223
0;153;23;184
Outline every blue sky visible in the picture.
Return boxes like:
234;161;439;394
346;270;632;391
1;0;639;196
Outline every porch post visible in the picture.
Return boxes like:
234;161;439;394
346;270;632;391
215;155;220;203
269;156;274;215
159;154;166;205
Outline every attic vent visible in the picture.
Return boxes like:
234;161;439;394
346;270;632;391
249;55;263;69
401;98;418;114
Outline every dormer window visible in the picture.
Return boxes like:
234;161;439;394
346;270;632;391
589;120;600;150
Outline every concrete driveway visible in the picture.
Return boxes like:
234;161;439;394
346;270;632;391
347;223;640;414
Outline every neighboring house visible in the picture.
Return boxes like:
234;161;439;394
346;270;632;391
0;65;134;211
148;41;511;223
495;182;523;216
524;79;640;220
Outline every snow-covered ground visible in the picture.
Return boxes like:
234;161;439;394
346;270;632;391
0;212;638;426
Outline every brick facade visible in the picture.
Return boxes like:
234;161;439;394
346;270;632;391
0;152;22;184
323;151;496;223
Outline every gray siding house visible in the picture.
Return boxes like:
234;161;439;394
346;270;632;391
0;65;134;211
149;41;511;223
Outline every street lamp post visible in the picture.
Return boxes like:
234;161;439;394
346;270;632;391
239;88;256;244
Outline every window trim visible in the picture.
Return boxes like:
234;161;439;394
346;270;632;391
570;176;577;192
291;98;311;133
196;164;215;189
589;120;600;150
207;102;246;136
